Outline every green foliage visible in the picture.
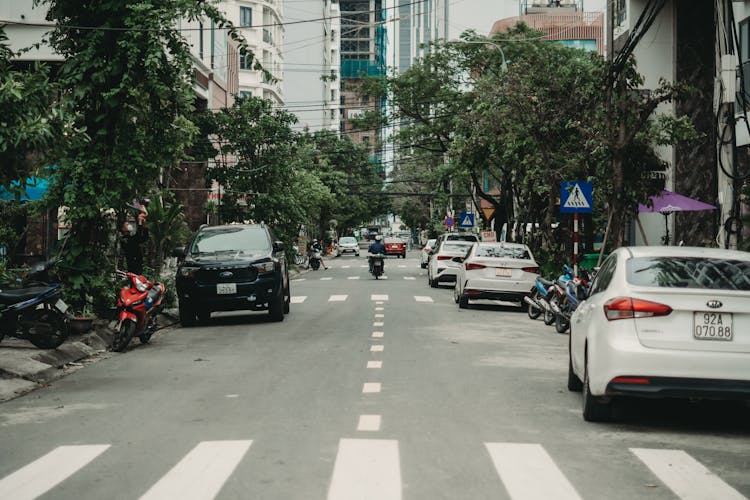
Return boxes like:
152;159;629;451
143;193;191;277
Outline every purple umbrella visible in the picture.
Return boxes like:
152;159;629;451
637;190;717;245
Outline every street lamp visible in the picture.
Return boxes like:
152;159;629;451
452;37;508;73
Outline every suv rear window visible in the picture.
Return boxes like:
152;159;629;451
627;257;750;291
190;226;271;255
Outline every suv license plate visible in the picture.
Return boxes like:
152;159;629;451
495;268;512;277
694;312;733;341
217;283;237;295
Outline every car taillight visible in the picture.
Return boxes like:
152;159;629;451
465;263;486;270
521;266;539;274
603;297;672;321
437;255;452;260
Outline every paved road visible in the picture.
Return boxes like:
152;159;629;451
0;251;749;499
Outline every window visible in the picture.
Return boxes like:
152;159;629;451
199;22;204;59
589;255;616;295
239;48;252;70
362;135;369;144
739;18;750;109
240;6;252;27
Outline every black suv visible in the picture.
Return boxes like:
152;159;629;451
174;224;290;325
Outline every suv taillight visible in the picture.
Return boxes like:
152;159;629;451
603;297;672;321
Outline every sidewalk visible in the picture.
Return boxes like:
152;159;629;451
0;264;308;403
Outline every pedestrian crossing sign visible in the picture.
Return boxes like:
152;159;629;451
560;181;593;213
458;212;475;227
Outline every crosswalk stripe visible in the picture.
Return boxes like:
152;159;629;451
0;444;110;500
485;443;582;500
290;296;307;304
329;295;348;302
327;439;401;500
631;448;747;500
139;440;252;500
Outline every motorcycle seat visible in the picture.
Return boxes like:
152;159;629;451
537;277;555;287
0;286;56;305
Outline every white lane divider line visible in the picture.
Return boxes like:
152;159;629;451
370;345;384;352
373;322;384;327
368;361;383;368
329;295;348;302
342;265;352;268
362;383;382;393
631;448;747;500
371;294;389;301
375;307;384;311
357;415;382;432
292;278;306;282
414;296;434;302
320;277;333;281
403;277;416;280
140;440;252;500
398;265;406;268
485;443;582;500
359;265;369;268
375;301;384;305
375;314;385;318
290;296;307;304
347;276;360;280
0;444;110;500
372;331;384;338
327;439;401;500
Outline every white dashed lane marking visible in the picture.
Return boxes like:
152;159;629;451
290;296;307;304
370;345;384;352
371;295;389;301
362;383;382;393
372;331;384;338
367;360;383;368
357;415;382;432
329;295;348;302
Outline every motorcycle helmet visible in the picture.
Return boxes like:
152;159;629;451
375;235;382;241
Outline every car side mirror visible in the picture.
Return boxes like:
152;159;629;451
273;241;285;252
172;246;187;259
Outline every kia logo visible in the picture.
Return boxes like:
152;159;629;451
706;300;722;309
219;271;234;278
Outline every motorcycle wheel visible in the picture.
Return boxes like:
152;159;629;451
112;320;136;352
555;313;570;334
543;307;556;326
527;289;542;319
310;259;320;271
23;308;68;349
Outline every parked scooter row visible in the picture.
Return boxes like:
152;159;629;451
525;264;595;334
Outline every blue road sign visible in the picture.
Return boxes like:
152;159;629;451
560;181;593;214
444;216;454;227
458;212;475;228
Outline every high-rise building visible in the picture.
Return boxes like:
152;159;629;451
224;0;284;104
395;0;448;73
283;0;340;132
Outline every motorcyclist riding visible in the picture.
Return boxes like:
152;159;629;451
368;235;386;273
309;238;328;270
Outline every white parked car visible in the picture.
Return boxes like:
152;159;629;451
336;236;360;257
453;242;539;309
426;238;476;288
568;246;750;422
420;239;437;269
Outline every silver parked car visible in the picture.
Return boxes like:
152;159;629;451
420;239;437;269
453;242;539;309
427;238;476;288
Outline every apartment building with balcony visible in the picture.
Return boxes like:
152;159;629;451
283;0;341;132
395;0;449;73
223;0;284;104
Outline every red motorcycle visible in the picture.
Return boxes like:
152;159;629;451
112;270;165;352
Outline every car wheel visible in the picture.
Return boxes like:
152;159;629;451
429;276;438;288
178;300;196;327
567;339;583;392
458;294;469;309
420;262;426;269
356;253;360;257
583;357;612;422
283;283;290;314
268;288;285;322
527;289;542;319
453;284;460;303
197;309;211;324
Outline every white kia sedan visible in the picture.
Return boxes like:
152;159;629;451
453;242;539;309
569;246;750;422
427;239;476;288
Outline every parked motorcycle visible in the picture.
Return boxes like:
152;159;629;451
112;270;165;352
552;268;593;334
309;250;323;271
369;253;385;279
0;282;70;349
525;265;573;325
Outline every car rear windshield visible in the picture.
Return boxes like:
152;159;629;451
190;227;271;256
339;237;356;244
476;245;531;259
627;257;750;291
446;234;478;242
442;242;474;252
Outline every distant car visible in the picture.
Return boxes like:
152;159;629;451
568;246;750;422
336;236;360;257
384;237;406;258
426;239;476;287
453;242;539;309
174;224;290;325
420;238;437;269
